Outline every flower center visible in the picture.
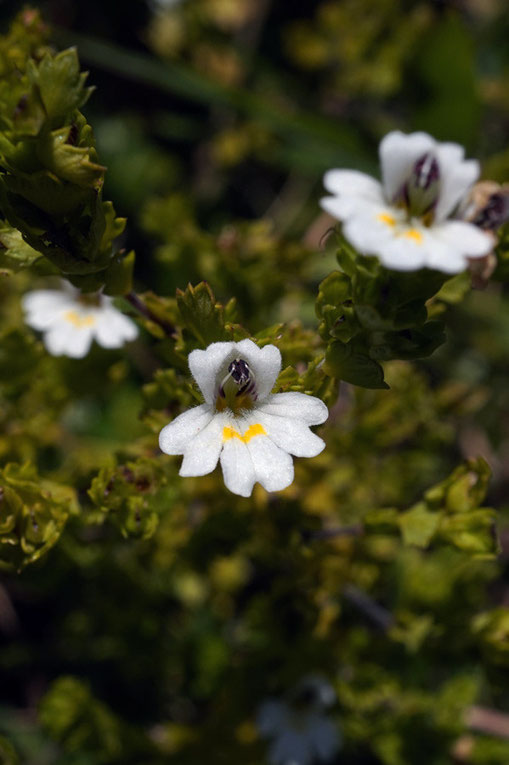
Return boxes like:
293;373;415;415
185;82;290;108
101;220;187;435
216;358;257;414
64;310;96;328
396;152;441;224
77;293;102;308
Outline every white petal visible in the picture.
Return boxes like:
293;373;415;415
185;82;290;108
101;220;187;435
434;144;479;222
235;339;282;400
433;220;492;258
323;169;383;199
179;413;224;477
320;172;384;222
22;289;71;314
380;131;436;202
220;435;256;497
255;410;325;458
374;235;429;272
260;393;329;426
23;291;75;330
159;404;213;455
94;308;138;348
43;322;94;358
245;434;294;493
342;209;401;255
188;342;236;405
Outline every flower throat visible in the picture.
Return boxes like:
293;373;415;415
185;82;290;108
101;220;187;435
216;358;256;414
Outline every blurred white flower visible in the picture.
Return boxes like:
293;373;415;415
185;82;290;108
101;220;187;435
158;340;328;497
23;283;138;359
257;676;341;765
321;130;493;273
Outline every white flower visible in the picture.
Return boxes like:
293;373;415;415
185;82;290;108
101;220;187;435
257;676;341;765
321;130;493;273
22;283;138;358
158;340;328;497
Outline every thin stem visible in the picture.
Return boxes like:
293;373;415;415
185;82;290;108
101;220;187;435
126;292;176;338
343;584;395;632
303;524;363;543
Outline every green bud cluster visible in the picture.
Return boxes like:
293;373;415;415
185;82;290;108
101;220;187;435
0;10;133;294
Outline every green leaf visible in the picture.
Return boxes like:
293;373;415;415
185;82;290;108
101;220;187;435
325;340;388;389
0;462;77;572
176;282;233;345
0;221;41;273
39;676;123;760
399;502;440;548
27;48;93;128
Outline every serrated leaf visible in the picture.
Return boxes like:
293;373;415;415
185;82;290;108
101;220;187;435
27;48;93;127
0;221;41;272
177;282;232;345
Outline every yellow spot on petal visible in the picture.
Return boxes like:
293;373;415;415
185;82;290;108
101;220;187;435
403;228;423;244
377;212;396;227
64;310;96;328
222;423;266;444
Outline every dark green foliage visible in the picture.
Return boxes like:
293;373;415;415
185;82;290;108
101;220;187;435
0;461;76;571
0;12;133;293
316;233;449;388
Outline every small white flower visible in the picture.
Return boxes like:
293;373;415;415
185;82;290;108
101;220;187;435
321;130;493;273
158;340;328;497
22;282;138;359
257;676;341;765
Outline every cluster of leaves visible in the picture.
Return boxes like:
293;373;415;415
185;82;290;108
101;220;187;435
0;461;76;572
0;9;132;293
315;232;470;388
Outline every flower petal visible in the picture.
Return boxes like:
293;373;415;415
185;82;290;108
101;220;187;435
159;404;213;455
245;434;294;493
380;130;436;202
188;342;236;405
23;290;74;330
376;240;428;271
179;413;225;477
43;322;94;358
94;308;138;348
235;339;282;400
260;393;329;426
321;171;384;220
434;144;479;222
219;435;256;497
323;169;383;199
433;220;492;258
342;209;402;256
255;411;325;458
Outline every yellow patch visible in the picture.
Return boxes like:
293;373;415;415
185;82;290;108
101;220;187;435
403;228;423;244
222;423;266;444
377;212;397;227
64;310;96;328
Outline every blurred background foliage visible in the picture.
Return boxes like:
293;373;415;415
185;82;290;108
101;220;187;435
1;1;509;763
